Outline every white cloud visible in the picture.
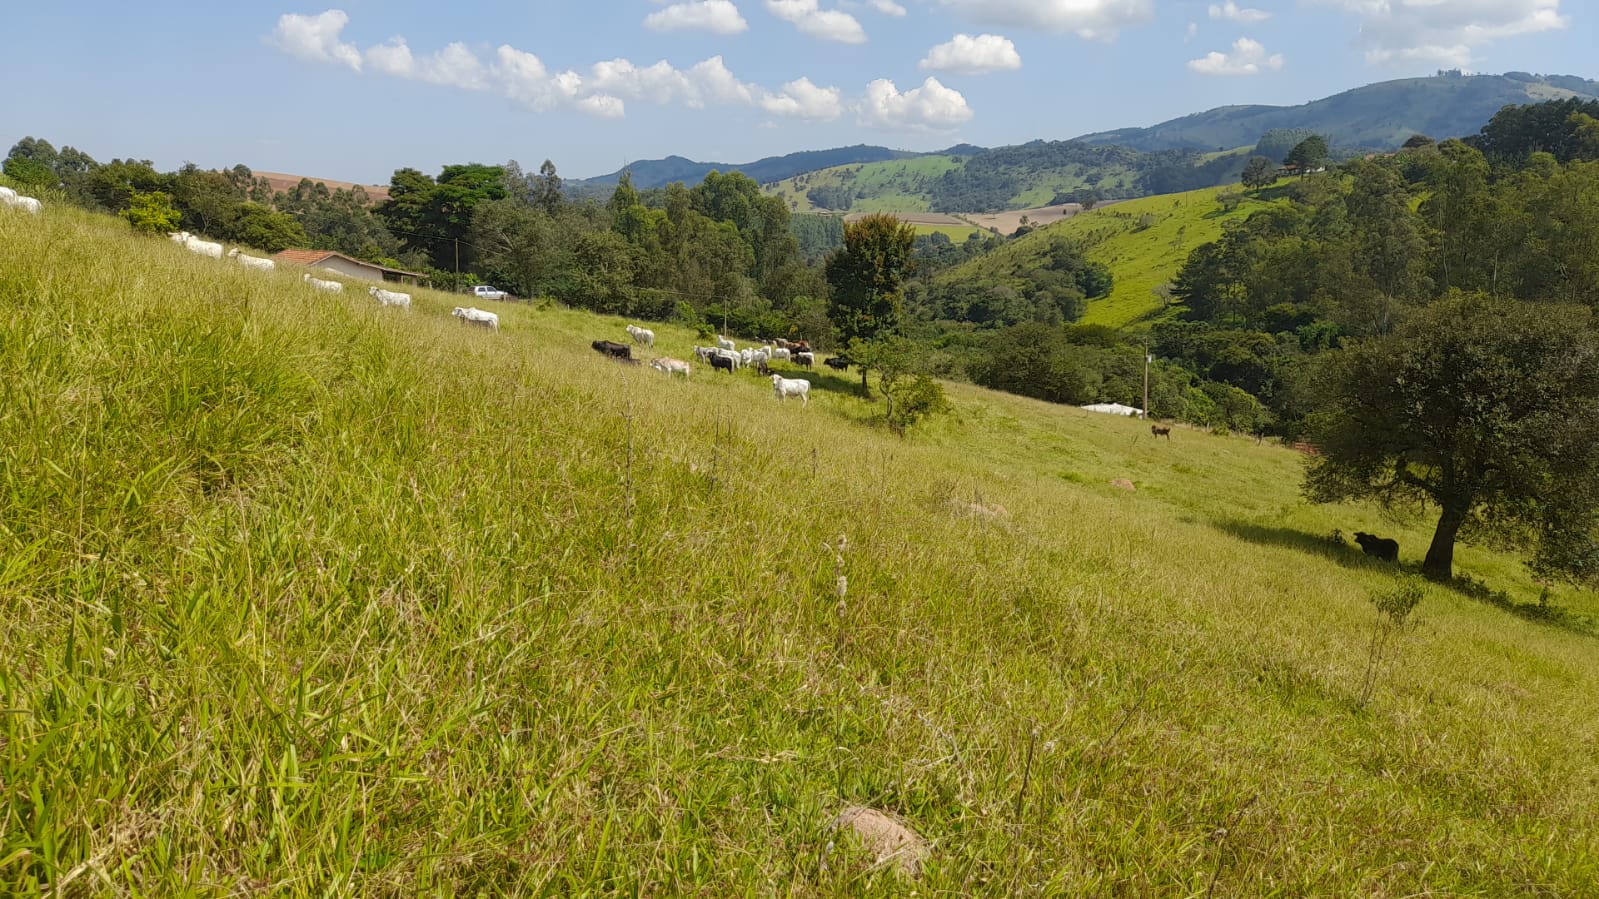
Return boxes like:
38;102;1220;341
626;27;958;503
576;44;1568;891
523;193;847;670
759;77;844;119
1323;0;1566;67
1187;37;1284;75
867;0;907;15
362;39;488;89
1208;1;1269;24
269;9;362;71
937;0;1153;40
644;0;750;35
766;0;868;43
271;10;860;122
919;34;1022;74
858;76;973;130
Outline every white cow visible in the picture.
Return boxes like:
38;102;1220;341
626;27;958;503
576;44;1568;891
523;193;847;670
369;285;412;309
770;347;792;362
2;191;40;214
693;345;716;362
303;274;343;292
452;306;499;332
626;324;655;347
176;233;222;258
717;335;735;351
0;186;16;202
771;374;811;406
650;357;691;377
227;248;275;271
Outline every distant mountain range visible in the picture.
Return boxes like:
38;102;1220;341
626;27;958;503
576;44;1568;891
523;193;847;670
1074;71;1599;152
573;72;1599;213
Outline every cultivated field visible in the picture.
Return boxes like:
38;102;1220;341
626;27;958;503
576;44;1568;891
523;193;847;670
2;203;1598;895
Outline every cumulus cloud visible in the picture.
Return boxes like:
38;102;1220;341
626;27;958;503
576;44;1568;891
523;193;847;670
760;77;844;119
364;39;488;89
1187;37;1284;75
766;0;868;43
866;0;906;15
919;34;1022;74
269;9;362;71
1323;0;1566;66
644;0;749;35
269;9;855;122
1208;1;1269;24
937;0;1152;40
858;76;973;130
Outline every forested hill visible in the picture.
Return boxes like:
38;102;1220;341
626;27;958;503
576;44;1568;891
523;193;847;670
573;144;917;191
1075;72;1599;152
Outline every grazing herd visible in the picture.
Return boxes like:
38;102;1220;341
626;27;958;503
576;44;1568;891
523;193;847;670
590;326;828;408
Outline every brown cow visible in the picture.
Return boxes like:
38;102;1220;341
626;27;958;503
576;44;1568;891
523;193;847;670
1151;425;1171;439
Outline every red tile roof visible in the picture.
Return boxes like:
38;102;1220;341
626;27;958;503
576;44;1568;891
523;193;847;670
272;249;337;266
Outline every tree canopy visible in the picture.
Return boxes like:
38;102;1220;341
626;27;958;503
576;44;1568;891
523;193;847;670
1305;293;1599;581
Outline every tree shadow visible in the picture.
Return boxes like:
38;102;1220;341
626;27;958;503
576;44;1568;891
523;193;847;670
1215;519;1598;637
752;365;869;398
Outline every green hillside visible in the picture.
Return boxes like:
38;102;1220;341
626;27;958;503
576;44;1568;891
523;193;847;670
938;186;1270;328
765;144;1204;214
1076;72;1599;152
5;202;1599;894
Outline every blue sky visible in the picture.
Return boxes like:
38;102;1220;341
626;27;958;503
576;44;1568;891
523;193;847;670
3;1;1593;183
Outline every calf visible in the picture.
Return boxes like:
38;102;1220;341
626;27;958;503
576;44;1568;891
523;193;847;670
650;357;691;377
1150;425;1171;439
592;339;632;360
1353;531;1399;563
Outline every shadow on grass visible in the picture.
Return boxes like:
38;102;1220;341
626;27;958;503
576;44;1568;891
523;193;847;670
1215;519;1599;637
747;365;872;399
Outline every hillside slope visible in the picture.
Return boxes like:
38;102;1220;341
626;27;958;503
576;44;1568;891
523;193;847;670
1076;72;1599;151
573;144;916;191
937;186;1266;328
3;203;1598;894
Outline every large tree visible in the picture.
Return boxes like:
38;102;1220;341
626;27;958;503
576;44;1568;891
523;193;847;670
825;213;917;392
1305;292;1599;581
1240;156;1276;189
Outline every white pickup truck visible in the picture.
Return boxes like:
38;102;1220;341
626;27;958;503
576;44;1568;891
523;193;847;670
470;284;510;301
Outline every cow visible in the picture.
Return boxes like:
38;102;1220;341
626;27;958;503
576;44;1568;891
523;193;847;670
1150;425;1171;439
650;357;691;377
452;306;500;332
824;356;853;371
626;324;655;347
1353;532;1399;563
709;353;735;374
771;374;810;406
592;339;632;360
794;351;815;367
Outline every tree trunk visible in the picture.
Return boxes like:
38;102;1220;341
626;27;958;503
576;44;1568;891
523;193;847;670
1423;502;1468;581
860;366;870;397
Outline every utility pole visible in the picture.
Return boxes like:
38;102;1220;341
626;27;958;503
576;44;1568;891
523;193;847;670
454;238;460;287
1142;347;1152;420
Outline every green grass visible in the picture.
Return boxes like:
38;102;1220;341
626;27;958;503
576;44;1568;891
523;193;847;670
912;224;981;241
939;186;1276;330
4;204;1599;895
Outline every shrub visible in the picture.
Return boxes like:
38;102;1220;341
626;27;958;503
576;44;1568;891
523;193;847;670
121;190;181;235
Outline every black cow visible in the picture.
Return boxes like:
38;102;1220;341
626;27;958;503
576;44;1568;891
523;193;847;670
824;356;853;371
1150;425;1171;439
710;354;735;374
1353;531;1399;562
592;339;631;360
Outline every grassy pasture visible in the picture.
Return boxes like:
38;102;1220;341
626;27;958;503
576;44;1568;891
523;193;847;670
2;204;1598;895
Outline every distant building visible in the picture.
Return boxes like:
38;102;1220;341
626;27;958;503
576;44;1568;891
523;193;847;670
272;249;426;285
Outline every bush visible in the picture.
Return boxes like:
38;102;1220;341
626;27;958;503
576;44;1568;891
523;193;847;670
121;190;181;235
886;374;949;436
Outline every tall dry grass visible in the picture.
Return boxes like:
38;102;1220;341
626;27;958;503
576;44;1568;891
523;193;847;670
1;204;1596;895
